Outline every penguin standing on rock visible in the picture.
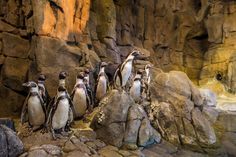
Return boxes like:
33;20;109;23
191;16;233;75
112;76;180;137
95;62;109;103
37;74;50;108
47;86;74;139
130;69;144;103
21;81;46;131
84;68;94;107
71;72;91;119
114;50;141;89
143;64;153;99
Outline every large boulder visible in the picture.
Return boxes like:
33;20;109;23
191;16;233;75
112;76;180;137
148;69;217;152
0;125;24;157
91;90;161;148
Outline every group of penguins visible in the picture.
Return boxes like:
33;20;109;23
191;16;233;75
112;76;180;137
20;50;153;139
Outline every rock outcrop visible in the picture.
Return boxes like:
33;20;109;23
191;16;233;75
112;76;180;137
0;125;24;157
147;69;217;152
90;90;161;148
1;0;236;116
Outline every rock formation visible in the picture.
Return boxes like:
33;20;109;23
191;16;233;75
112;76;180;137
1;0;236;116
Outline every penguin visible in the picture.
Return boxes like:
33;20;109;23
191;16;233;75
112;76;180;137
47;71;69;112
144;64;153;85
37;74;50;108
21;81;46;131
71;72;91;119
84;68;94;107
142;64;153;100
129;69;144;103
58;71;68;88
47;85;74;139
95;62;109;103
114;50;141;89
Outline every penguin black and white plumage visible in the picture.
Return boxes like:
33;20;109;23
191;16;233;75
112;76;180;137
95;62;109;103
84;68;94;107
114;50;141;88
21;81;46;131
130;69;144;103
144;64;153;85
142;64;153;100
47;71;69;112
37;74;50;108
71;72;91;119
47;86;74;139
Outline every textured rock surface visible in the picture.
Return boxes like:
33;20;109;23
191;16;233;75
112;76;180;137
90;90;161;148
1;0;236;116
147;69;217;152
0;125;24;157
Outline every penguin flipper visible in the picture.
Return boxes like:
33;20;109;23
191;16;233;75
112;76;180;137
21;93;30;124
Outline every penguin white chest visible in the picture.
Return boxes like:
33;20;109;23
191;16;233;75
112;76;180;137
121;62;132;86
28;96;45;126
130;81;141;102
52;99;69;130
73;88;87;117
96;76;107;101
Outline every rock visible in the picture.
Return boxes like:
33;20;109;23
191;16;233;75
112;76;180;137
0;83;25;117
138;118;161;147
2;32;30;58
0;118;15;131
66;151;90;157
98;146;122;157
0;20;16;32
192;108;216;145
2;57;30;92
91;90;134;147
218;111;236;132
202;106;219;123
28;149;48;157
0;125;24;157
200;89;217;107
91;90;160;148
149;69;217;151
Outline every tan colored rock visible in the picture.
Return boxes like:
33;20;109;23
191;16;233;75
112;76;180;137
0;83;25;117
2;32;30;58
2;57;30;91
0;20;16;32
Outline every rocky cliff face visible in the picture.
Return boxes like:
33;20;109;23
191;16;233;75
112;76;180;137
0;0;236;116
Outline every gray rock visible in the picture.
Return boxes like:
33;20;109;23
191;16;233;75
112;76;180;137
192;108;216;145
0;125;24;157
200;88;217;107
91;90;134;147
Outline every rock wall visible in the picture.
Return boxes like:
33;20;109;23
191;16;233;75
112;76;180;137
1;0;236;116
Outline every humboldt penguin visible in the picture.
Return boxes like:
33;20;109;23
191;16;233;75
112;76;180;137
21;81;46;131
144;64;153;85
143;64;153;100
71;72;91;119
130;69;143;103
48;71;69;111
47;86;74;139
37;74;50;108
84;68;94;107
95;62;109;103
114;50;141;89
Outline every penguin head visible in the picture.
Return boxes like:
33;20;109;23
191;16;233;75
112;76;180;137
38;74;46;82
77;72;85;80
137;69;144;75
145;64;154;70
84;68;90;75
130;50;141;57
58;85;66;92
22;81;38;88
59;71;68;80
100;62;108;68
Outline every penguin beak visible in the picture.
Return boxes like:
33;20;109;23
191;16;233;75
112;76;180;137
22;82;30;87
